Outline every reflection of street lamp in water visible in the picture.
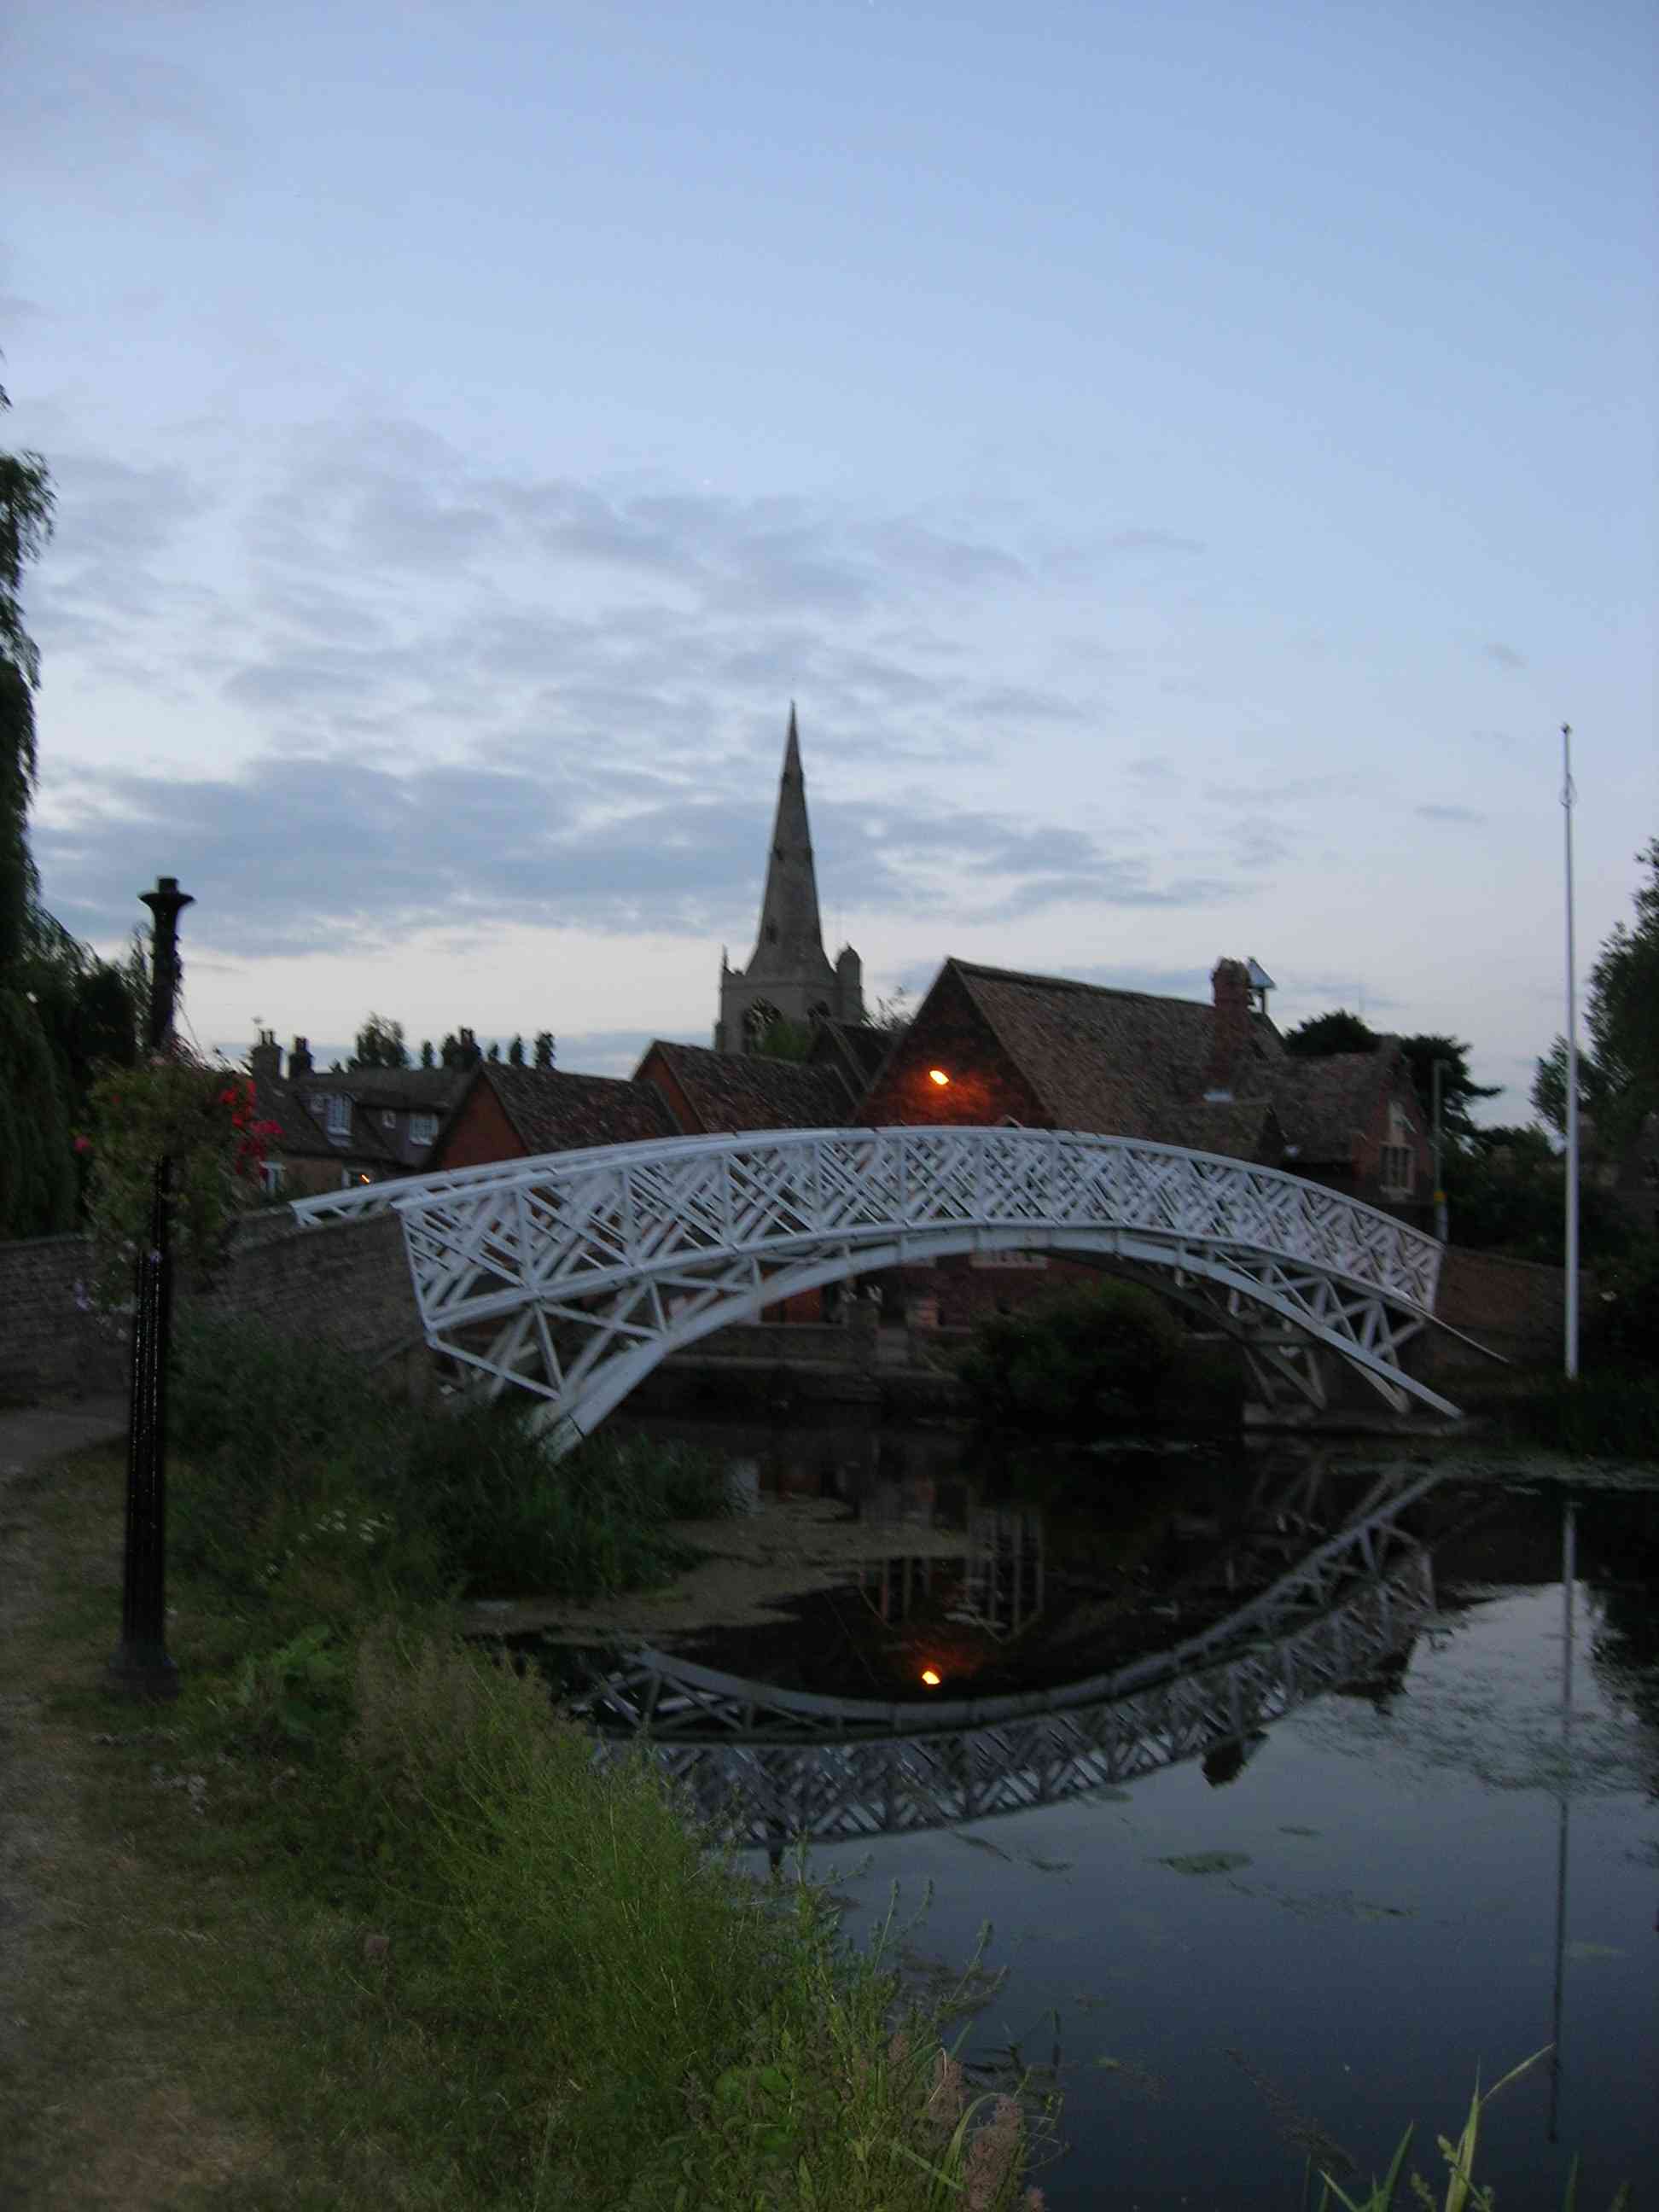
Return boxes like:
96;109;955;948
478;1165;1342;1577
1549;1495;1576;2143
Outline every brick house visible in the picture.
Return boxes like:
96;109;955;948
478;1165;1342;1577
247;1033;471;1197
633;1038;859;1138
859;957;1432;1207
631;1034;887;1324
851;957;1435;1327
430;1062;678;1171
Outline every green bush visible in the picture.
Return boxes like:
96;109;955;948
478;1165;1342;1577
1586;1240;1659;1368
960;1279;1185;1435
168;1317;731;1612
1506;1371;1659;1461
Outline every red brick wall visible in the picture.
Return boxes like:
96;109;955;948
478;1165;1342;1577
1429;1247;1570;1371
859;968;1048;1129
432;1080;526;1171
635;1046;705;1136
1348;1074;1435;1205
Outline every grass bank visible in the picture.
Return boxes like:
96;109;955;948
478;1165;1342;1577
0;1322;1051;2210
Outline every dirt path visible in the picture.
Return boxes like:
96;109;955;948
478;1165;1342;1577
0;1402;129;2206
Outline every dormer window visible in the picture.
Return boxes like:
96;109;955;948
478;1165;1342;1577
410;1113;437;1147
323;1094;352;1143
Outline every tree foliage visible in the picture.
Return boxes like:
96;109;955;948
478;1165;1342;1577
751;1015;814;1063
1283;1009;1499;1146
82;1060;279;1307
533;1030;556;1070
0;379;76;1234
870;987;912;1035
1442;1135;1636;1266
440;1029;483;1069
350;1013;410;1070
0;989;76;1237
1534;839;1659;1149
1282;1009;1378;1057
1394;1033;1500;1146
960;1281;1184;1434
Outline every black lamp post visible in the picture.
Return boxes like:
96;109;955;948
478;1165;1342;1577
105;876;194;1702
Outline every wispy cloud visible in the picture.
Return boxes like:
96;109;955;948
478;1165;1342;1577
32;408;1243;958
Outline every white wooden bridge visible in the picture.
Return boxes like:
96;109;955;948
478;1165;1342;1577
292;1125;1464;1442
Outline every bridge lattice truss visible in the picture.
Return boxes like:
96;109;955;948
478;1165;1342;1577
292;1125;1458;1439
573;1471;1440;1842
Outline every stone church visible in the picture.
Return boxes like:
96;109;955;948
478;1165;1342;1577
714;707;864;1053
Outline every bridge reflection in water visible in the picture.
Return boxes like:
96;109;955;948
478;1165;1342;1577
568;1458;1441;1848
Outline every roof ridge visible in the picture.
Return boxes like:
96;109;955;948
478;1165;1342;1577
948;957;1212;1010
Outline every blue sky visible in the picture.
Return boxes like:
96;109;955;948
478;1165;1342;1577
4;0;1652;1106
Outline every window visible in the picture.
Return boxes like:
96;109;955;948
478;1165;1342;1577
410;1112;437;1147
323;1094;352;1142
1379;1103;1415;1196
381;1109;397;1130
260;1161;285;1196
742;998;781;1051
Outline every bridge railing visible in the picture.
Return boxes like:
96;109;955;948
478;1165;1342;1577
293;1125;1444;1315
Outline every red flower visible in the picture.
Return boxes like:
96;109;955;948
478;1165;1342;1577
73;1135;92;1155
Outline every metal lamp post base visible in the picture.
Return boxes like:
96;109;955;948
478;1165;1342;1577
104;1643;179;1701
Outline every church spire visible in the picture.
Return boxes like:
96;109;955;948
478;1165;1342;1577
746;701;830;981
713;704;861;1053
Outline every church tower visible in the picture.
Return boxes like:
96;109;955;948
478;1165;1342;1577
715;706;865;1054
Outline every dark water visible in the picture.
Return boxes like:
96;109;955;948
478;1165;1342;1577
589;1415;1659;2206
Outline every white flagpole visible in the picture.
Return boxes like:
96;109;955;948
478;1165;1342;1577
1562;724;1580;1379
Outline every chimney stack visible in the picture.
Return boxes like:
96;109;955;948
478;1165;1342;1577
1207;958;1252;1097
288;1036;313;1080
248;1028;281;1082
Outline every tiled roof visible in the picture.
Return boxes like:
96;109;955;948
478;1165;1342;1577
1267;1045;1401;1165
299;1067;471;1110
638;1040;856;1132
947;961;1284;1144
1160;1097;1284;1161
812;1017;894;1088
251;1078;399;1163
478;1065;678;1155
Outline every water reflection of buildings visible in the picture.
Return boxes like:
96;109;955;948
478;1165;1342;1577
859;1485;1047;1645
576;1461;1446;1846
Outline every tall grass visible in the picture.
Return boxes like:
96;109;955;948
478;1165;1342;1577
343;1621;1051;2208
1315;2051;1629;2212
168;1316;731;1612
1501;1371;1659;1461
35;1322;1057;2205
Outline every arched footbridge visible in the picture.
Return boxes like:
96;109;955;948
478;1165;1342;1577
292;1126;1470;1440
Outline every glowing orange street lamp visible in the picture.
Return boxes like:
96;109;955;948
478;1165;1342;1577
927;1068;950;1087
920;1668;942;1688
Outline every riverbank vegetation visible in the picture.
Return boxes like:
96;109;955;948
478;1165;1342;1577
1484;1247;1659;1463
959;1279;1243;1438
0;1322;1050;2209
